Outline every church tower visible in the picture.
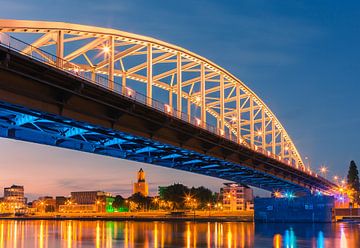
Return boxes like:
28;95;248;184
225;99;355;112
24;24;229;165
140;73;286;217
133;168;149;196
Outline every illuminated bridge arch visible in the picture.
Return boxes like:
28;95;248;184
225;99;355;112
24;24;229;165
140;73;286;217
0;19;306;172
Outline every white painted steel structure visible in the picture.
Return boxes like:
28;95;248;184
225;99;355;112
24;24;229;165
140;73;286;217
0;19;308;173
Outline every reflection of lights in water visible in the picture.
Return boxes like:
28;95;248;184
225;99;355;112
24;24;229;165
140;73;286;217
284;228;297;248
227;223;232;248
1;221;358;247
207;222;211;248
220;223;224;247
67;222;72;248
39;221;44;248
317;231;324;248
154;222;158;248
96;221;100;248
241;223;245;248
13;221;17;248
186;222;191;248
214;222;218;247
340;225;348;248
124;222;128;248
106;222;112;248
193;223;197;248
0;222;3;248
161;223;165;247
273;234;282;248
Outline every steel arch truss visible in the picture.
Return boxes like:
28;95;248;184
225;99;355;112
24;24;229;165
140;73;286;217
0;20;305;172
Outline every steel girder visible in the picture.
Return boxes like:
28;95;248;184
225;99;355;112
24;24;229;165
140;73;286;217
0;101;311;193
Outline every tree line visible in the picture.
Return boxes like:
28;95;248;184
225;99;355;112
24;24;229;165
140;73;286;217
112;183;219;211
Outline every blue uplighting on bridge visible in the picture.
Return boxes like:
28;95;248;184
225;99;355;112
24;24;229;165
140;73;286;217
0;100;310;193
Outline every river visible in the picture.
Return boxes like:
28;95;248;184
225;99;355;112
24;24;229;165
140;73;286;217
0;220;358;247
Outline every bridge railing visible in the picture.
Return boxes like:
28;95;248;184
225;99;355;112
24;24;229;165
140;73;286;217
0;32;315;175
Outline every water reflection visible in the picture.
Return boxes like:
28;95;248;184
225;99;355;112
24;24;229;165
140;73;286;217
0;220;358;247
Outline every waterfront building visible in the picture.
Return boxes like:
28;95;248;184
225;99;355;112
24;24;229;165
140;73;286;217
0;185;27;213
32;196;56;213
59;191;112;213
220;183;254;211
133;168;149;196
55;196;67;211
4;185;26;204
71;191;111;205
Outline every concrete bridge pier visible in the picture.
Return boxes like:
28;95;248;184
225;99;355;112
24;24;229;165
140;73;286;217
254;196;335;222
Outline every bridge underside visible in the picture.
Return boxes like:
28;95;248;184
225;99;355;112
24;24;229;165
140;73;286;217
0;101;307;193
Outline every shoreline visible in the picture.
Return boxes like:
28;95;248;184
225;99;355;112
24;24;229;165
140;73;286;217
0;215;253;222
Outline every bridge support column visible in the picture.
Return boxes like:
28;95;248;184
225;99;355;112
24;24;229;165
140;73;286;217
200;62;206;128
220;74;224;133
122;71;127;94
236;86;241;143
108;36;115;89
250;97;254;146
254;196;335;222
176;52;182;118
56;30;64;67
147;43;153;106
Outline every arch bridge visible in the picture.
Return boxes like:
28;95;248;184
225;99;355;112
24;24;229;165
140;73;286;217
0;19;337;194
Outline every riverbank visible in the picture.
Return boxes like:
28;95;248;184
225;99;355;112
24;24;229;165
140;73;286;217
0;210;254;222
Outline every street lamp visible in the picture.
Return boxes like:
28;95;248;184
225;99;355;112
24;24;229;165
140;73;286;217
320;166;328;177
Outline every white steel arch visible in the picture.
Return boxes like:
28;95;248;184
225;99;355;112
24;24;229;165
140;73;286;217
0;19;308;171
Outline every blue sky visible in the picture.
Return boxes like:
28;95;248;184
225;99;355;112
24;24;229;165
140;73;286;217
0;0;359;199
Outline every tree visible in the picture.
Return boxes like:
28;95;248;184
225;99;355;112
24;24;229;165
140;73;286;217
191;186;213;209
112;195;126;209
162;183;190;209
347;160;360;203
128;193;151;211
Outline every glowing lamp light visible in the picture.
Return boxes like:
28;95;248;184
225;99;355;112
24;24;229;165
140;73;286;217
103;46;110;53
284;192;295;199
220;129;225;136
274;191;282;198
231;116;237;122
320;167;327;173
195;118;201;126
195;96;201;103
74;67;79;73
285;146;289;151
126;87;134;97
341;180;346;185
257;130;262;136
164;104;172;114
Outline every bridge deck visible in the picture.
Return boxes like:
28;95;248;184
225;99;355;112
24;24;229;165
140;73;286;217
0;45;337;194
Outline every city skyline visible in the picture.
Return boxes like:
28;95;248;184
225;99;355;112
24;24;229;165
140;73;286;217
0;0;359;199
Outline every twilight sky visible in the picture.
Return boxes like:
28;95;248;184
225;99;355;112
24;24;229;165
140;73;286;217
0;0;359;200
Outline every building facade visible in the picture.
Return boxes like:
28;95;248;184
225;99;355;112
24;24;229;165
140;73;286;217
220;183;254;211
4;185;26;204
59;191;112;213
133;168;149;196
0;185;27;213
32;196;56;213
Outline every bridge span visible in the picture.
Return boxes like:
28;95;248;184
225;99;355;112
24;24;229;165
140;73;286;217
0;19;337;195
